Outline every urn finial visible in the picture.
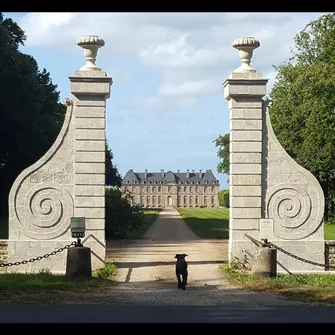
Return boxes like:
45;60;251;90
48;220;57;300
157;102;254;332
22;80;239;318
77;35;105;71
232;37;260;73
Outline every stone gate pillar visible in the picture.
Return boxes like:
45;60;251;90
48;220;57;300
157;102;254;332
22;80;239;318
7;35;112;273
222;37;268;263
223;37;325;273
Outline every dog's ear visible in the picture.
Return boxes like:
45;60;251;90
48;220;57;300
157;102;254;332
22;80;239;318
174;254;180;258
183;254;188;257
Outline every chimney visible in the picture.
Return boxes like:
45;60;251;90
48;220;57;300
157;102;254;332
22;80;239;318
192;169;194;173
161;169;164;178
145;169;148;178
186;169;189;178
177;169;180;173
199;169;203;178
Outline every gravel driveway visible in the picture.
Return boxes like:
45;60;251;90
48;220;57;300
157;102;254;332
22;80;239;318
96;208;316;306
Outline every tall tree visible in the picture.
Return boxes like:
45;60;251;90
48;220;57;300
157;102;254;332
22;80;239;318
0;13;66;216
105;141;122;187
214;133;229;176
269;13;335;221
214;13;335;221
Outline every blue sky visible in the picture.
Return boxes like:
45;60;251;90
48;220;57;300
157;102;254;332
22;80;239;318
3;12;325;190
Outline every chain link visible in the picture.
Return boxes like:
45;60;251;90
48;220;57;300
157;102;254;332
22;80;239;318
263;239;335;270
0;241;77;268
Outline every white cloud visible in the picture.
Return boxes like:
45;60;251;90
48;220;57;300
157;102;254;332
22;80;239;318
158;80;220;97
120;95;197;110
17;12;325;110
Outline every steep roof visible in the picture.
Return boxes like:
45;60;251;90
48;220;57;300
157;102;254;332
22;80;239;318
122;169;219;185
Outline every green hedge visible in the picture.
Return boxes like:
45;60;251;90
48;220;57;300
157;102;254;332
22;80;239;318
218;189;229;208
105;188;145;238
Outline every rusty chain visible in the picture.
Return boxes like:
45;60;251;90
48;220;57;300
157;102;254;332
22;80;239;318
0;241;77;268
262;239;335;270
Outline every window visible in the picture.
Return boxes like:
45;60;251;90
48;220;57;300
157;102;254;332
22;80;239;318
212;196;215;205
147;196;150;205
158;196;161;205
195;186;198;192
195;197;199;205
146;186;149;192
168;186;171;192
153;186;156;192
184;186;186;192
153;196;156;205
158;186;161;192
141;196;144;205
204;196;207;205
211;186;214;192
204;186;207;192
190;186;193;193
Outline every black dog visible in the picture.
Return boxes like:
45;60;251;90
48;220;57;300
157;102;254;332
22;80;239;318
174;254;188;290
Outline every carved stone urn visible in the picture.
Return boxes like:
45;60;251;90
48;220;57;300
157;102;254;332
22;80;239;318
232;37;260;73
77;35;105;71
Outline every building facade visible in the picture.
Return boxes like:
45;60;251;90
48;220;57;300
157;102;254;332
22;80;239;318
121;169;220;208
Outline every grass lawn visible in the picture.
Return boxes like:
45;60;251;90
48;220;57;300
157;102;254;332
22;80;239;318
125;208;162;239
220;263;335;305
325;222;335;240
0;262;117;303
177;207;229;239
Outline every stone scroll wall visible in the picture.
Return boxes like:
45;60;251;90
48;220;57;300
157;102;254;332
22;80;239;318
7;35;111;274
224;37;326;274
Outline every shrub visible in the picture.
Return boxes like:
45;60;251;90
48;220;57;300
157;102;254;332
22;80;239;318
105;188;145;238
218;189;229;208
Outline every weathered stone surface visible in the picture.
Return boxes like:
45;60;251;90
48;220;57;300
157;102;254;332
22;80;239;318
225;36;325;273
230;142;262;152
230;152;261;164
230;108;262;120
230;164;261;175
66;247;92;278
230;175;261;185
230;196;261;208
230;130;262;142
7;35;111;274
230;119;262;130
230;185;261;197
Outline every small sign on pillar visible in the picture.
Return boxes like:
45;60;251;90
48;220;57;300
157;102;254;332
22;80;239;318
70;217;85;238
260;218;274;239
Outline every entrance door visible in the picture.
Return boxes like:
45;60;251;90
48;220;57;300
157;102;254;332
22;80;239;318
167;196;172;207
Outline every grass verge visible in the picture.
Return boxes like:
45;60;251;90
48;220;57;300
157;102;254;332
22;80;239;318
325;222;335;240
0;262;117;303
177;207;229;239
220;262;335;305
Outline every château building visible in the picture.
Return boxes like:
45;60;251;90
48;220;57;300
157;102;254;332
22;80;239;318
121;169;220;208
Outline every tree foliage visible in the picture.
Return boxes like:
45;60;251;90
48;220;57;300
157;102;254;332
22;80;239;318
214;133;229;175
0;13;66;216
0;13;145;237
269;13;335;220
214;13;335;221
105;141;122;187
218;189;229;208
105;188;145;238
